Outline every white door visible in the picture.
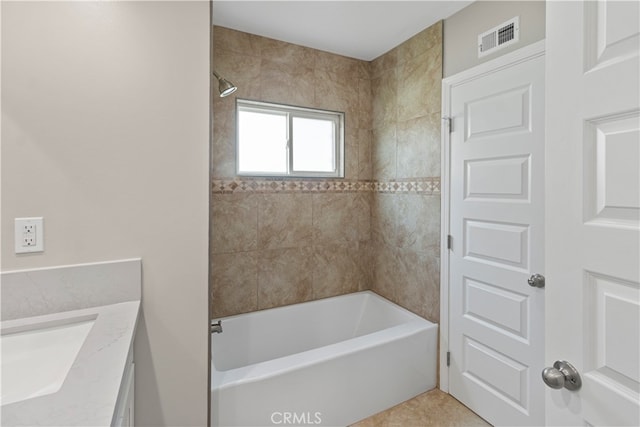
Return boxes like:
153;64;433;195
546;1;640;425
446;42;545;426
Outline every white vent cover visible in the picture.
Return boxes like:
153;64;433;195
478;17;520;58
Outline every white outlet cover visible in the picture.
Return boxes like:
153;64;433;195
14;217;44;254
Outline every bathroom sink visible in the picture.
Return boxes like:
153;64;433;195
1;317;95;406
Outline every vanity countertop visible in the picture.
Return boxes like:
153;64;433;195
1;259;141;426
1;301;140;426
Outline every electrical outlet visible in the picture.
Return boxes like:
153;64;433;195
15;217;44;253
22;223;36;246
24;234;36;246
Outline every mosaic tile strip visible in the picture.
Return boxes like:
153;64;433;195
374;178;440;194
211;178;440;195
211;179;373;194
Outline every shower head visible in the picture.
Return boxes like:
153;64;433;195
212;70;237;97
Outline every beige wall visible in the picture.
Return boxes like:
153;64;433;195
1;2;210;426
211;27;373;317
211;23;442;323
443;1;545;77
370;22;442;322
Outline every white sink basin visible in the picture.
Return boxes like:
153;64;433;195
1;317;95;406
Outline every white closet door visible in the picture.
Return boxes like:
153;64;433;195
447;44;545;426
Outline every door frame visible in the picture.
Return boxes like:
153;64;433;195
439;39;546;392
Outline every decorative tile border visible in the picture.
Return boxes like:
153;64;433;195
374;178;440;194
211;177;440;195
211;179;372;194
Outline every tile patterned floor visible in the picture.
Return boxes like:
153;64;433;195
350;389;491;427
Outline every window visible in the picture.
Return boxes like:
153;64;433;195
236;99;344;177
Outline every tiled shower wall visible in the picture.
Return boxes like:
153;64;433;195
210;26;373;317
211;24;442;322
370;22;442;322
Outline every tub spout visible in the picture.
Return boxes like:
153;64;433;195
211;320;223;334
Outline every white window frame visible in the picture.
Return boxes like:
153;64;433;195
236;99;345;178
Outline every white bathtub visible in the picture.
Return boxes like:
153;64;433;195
211;291;438;427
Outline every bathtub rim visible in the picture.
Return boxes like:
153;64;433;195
211;290;428;324
211;290;438;389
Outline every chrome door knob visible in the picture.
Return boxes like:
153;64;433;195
528;274;545;288
542;360;582;391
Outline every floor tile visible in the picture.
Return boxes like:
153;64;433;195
350;389;491;427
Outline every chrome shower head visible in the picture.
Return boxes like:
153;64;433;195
212;70;237;97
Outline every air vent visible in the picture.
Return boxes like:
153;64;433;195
478;17;520;58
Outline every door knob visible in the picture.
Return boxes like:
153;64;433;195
542;360;582;390
528;274;545;288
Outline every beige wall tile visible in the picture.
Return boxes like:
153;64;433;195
372;124;397;180
312;193;358;245
211;251;258;318
212;48;262;103
213;26;260;57
392;249;429;318
370;47;398;78
423;46;443;116
371;245;440;322
260;58;315;106
424;112;442;177
371;193;396;246
345;126;359;179
357;78;373;130
356;242;374;291
258;247;314;309
211;194;258;253
257;35;316;65
371;70;397;127
397;21;442;65
358;129;373;180
314;49;360;78
258;193;313;250
312;243;361;299
396;115;431;179
314;68;358;113
356;60;371;80
370;242;400;303
385;194;440;253
395;249;440;321
397;52;431;122
423;252;441;323
426;197;442;255
368;20;442;321
396;113;441;179
211;100;236;178
354;193;372;243
371;195;441;320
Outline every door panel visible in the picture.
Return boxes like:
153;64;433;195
464;219;529;270
546;1;640;425
448;48;545;426
464;277;529;339
465;85;531;140
465;155;530;201
463;336;529;407
585;113;640;226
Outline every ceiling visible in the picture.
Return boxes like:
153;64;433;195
212;1;473;61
